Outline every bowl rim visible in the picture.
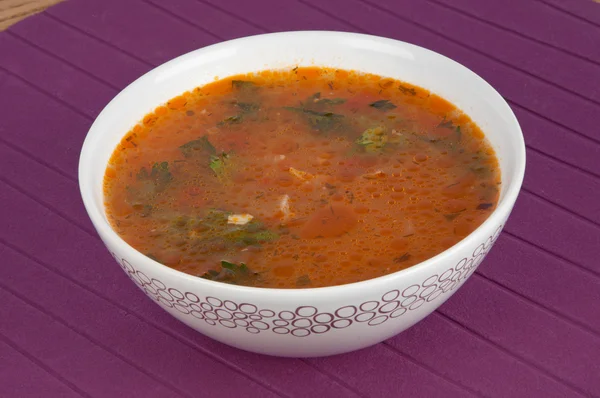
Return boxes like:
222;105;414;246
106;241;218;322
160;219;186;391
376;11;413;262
79;30;526;296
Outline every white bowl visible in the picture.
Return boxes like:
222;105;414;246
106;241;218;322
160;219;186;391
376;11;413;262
79;31;525;357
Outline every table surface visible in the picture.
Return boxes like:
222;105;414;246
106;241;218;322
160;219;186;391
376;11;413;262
0;0;63;31
1;0;599;397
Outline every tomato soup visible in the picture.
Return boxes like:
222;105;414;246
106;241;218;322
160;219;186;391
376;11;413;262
104;67;501;288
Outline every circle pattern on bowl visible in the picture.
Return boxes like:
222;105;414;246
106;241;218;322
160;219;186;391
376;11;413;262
113;226;501;336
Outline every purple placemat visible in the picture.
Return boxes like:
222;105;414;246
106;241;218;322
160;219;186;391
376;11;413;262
1;0;599;397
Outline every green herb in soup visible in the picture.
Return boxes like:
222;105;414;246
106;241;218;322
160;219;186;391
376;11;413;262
104;67;501;288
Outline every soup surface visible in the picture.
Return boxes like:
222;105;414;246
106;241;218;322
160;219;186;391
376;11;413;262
104;67;500;288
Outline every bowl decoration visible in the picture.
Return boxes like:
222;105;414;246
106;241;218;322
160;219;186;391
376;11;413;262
79;31;525;357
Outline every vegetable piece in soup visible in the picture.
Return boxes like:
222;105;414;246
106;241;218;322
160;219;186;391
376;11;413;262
103;67;501;288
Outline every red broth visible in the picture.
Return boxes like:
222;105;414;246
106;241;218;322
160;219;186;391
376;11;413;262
104;67;501;288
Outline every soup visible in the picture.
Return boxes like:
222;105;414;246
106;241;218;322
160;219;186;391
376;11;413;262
104;67;500;288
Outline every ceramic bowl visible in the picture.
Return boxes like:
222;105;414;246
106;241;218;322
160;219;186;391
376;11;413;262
79;31;525;357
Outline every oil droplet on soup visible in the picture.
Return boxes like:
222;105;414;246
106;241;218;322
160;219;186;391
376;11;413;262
103;67;501;288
